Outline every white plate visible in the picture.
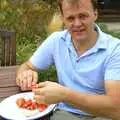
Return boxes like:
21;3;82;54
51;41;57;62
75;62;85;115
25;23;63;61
0;92;56;120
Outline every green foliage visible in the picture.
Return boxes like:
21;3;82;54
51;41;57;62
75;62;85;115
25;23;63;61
38;66;57;82
97;23;120;39
16;40;37;64
0;0;57;63
41;0;58;8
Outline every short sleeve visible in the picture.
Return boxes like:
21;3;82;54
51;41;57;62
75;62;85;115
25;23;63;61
30;32;57;70
105;44;120;81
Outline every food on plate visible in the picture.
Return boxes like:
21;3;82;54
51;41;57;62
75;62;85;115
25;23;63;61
16;97;48;117
20;108;39;117
16;98;26;107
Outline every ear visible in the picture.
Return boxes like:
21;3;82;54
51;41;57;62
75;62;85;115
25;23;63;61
93;10;98;21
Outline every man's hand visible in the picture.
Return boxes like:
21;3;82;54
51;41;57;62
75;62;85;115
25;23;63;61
16;61;38;91
33;80;120;119
32;81;68;105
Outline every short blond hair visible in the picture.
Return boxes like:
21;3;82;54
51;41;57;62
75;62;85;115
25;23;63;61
58;0;98;13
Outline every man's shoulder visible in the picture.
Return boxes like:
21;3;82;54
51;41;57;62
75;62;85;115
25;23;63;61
103;32;120;54
102;31;120;45
107;33;120;45
42;30;68;47
49;30;67;40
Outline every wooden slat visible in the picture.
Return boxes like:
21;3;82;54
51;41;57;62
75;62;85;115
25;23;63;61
11;32;16;65
0;66;21;102
99;9;120;14
0;30;16;66
0;32;5;66
0;72;17;87
98;8;120;22
0;66;18;87
5;32;10;66
0;86;20;98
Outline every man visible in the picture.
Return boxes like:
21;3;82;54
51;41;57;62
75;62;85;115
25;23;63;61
16;0;120;119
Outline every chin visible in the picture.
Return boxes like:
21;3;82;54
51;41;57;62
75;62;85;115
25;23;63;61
72;32;87;41
74;35;87;41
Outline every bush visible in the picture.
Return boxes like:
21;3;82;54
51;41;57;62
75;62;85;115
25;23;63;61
97;23;120;39
38;66;57;82
0;0;58;63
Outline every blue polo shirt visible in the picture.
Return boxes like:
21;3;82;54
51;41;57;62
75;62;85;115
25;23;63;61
30;25;120;115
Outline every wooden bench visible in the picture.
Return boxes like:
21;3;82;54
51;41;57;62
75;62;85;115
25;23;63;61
0;30;16;66
98;8;120;22
0;66;20;102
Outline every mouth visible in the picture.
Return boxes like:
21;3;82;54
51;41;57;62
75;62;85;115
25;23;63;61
73;27;85;32
73;29;85;34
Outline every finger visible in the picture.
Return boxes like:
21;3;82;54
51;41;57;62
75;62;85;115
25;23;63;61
31;84;39;89
32;71;38;85
21;85;30;91
27;70;33;88
22;71;28;89
19;74;24;88
17;73;23;87
34;95;46;104
38;81;49;88
25;70;33;90
19;72;25;88
32;88;44;95
16;77;20;86
21;86;26;91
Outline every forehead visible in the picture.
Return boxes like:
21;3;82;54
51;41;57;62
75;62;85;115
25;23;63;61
62;0;93;14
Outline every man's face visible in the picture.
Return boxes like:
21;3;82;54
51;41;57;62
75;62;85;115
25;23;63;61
61;0;98;41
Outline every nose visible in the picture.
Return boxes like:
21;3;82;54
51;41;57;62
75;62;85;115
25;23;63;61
74;18;82;27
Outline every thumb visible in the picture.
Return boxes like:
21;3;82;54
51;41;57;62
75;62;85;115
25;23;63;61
38;81;48;88
32;71;38;85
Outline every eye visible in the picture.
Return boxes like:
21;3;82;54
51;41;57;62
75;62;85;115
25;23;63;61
79;14;88;20
67;16;74;22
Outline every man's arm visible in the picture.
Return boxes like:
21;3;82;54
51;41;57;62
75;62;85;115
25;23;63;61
64;80;120;119
32;80;120;119
16;60;38;90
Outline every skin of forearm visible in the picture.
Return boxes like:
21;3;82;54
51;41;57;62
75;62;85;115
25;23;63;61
63;88;120;119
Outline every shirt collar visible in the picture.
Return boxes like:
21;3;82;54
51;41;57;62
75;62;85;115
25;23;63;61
95;24;107;50
60;24;108;50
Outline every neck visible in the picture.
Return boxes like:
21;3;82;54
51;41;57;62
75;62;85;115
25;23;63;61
72;30;98;56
